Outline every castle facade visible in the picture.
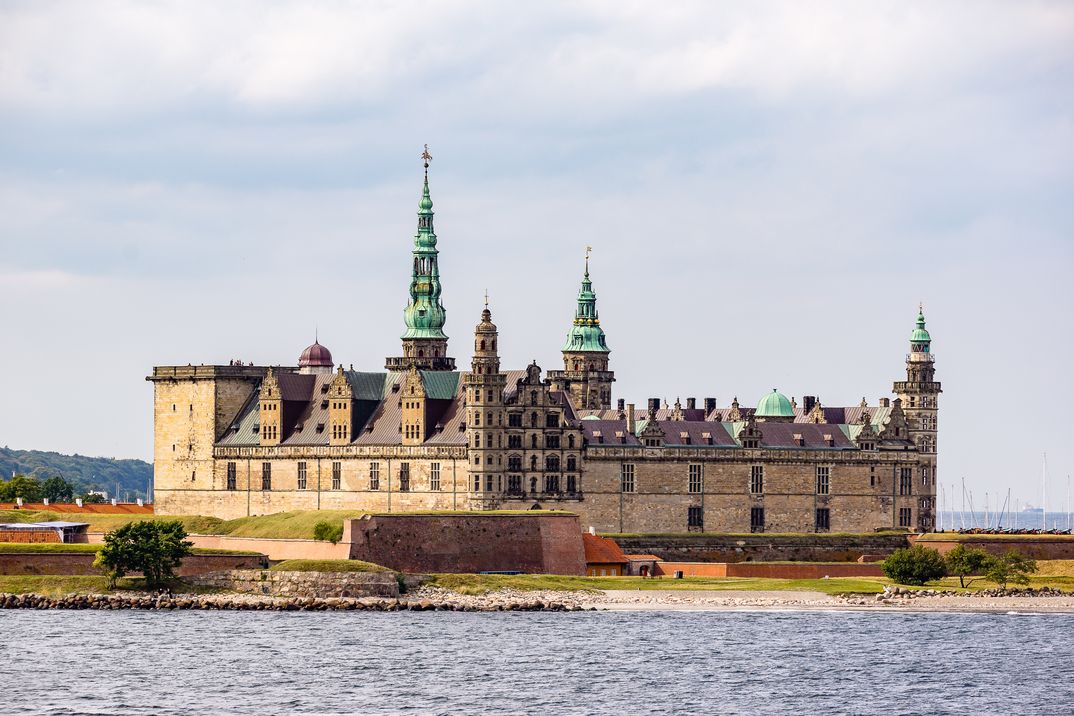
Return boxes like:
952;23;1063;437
150;158;940;534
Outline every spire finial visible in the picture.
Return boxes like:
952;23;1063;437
315;324;319;344
484;289;489;308
585;245;592;277
421;143;432;176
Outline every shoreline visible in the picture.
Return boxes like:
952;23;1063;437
5;586;1074;614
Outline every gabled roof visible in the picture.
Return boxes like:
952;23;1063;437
582;533;628;565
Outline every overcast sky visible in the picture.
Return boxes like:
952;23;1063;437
1;1;1071;509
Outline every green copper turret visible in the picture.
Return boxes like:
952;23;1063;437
386;147;455;371
562;257;610;353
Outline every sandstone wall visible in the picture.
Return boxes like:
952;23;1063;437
344;513;586;575
612;533;911;563
187;569;399;598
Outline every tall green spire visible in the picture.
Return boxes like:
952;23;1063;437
402;146;447;340
562;248;609;353
910;303;931;350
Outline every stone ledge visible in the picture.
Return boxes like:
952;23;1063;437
187;569;399;598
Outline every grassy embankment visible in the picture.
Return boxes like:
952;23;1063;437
0;543;259;555
0;508;567;540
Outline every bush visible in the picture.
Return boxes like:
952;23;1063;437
94;520;193;588
881;546;947;586
312;521;344;544
986;550;1038;589
944;544;993;588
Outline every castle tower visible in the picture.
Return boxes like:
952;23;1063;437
547;249;614;410
893;306;941;530
465;298;507;501
386;146;456;372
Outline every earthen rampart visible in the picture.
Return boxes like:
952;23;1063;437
612;533;911;563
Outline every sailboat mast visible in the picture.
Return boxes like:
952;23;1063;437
1043;453;1048;532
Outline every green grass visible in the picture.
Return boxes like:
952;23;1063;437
0;542;262;556
0;575;223;596
269;559;390;573
426;573;890;596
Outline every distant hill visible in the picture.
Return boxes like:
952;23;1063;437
0;447;153;501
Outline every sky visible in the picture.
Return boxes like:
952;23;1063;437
1;1;1072;509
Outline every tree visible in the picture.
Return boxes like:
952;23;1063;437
881;545;948;586
945;544;993;588
78;492;107;504
313;520;344;544
94;520;193;588
41;475;75;503
985;550;1038;589
0;474;43;503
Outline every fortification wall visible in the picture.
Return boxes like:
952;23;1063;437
0;552;266;576
344;513;586;575
910;535;1074;560
187;569;399;598
186;534;348;561
612;533;911;563
651;561;884;578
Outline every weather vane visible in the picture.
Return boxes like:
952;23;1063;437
422;144;432;169
585;245;592;273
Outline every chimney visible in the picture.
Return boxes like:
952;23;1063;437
803;395;817;413
111;498;117;506
137;498;144;507
617;398;625;411
686;397;696;410
648;398;661;414
626;403;636;433
704;397;717;413
880;397;891;408
76;498;83;507
42;497;49;506
15;497;22;507
589;526;596;536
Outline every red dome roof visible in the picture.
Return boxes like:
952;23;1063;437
299;341;333;368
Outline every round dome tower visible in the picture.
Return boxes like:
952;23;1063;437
298;340;334;374
755;388;794;422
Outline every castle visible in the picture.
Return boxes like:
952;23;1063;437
149;154;940;534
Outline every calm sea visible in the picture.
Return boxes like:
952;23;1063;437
3;610;1073;715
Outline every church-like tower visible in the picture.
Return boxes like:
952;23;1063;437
893;306;941;530
465;299;506;502
547;250;614;410
386;146;456;371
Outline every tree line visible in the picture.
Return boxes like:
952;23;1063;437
0;446;152;503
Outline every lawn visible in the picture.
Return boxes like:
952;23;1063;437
0;575;223;596
269;559;390;573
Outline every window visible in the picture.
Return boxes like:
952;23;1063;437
815;508;830;532
508;435;522;449
473;433;481;448
545;455;560;472
750;507;765;533
545;474;560;493
816;466;830;495
297;461;307;491
644;438;662;448
530;412;538;427
508;456;522;471
431;462;441;491
566;455;577;472
530;434;538;449
546;413;559;428
473;412;481;426
399;462;410;492
921;466;930;486
568;434;575;449
507;475;522;494
508;413;522;427
473;475;481;492
687;506;703;529
530;455;538;471
566;474;577;493
546;434;560;449
688;464;703;494
899;468;912;496
620;464;635;493
331;461;341;490
226;462;236;491
261;462;271;491
899;507;912;528
370;462;380;491
750;465;764;495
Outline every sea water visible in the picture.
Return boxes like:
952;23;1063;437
3;610;1074;715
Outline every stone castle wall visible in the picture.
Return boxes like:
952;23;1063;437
0;551;267;576
612;533;911;563
187;569;400;598
344;513;586;575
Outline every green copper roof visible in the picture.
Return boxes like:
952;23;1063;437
756;389;794;418
910;308;931;346
402;168;448;340
562;259;610;353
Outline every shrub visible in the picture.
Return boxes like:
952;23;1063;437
985;550;1038;589
944;544;993;588
94;520;192;588
881;546;947;586
312;521;344;544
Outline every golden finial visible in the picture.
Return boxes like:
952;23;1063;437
421;144;432;169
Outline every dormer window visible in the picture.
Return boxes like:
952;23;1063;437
793;433;805;447
679;431;690;445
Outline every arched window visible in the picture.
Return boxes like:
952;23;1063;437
546;455;560;472
418;350;425;358
480;340;486;351
530;434;538;449
530;391;538;405
530;455;538;470
568;434;575;449
530;412;538;427
567;456;577;471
